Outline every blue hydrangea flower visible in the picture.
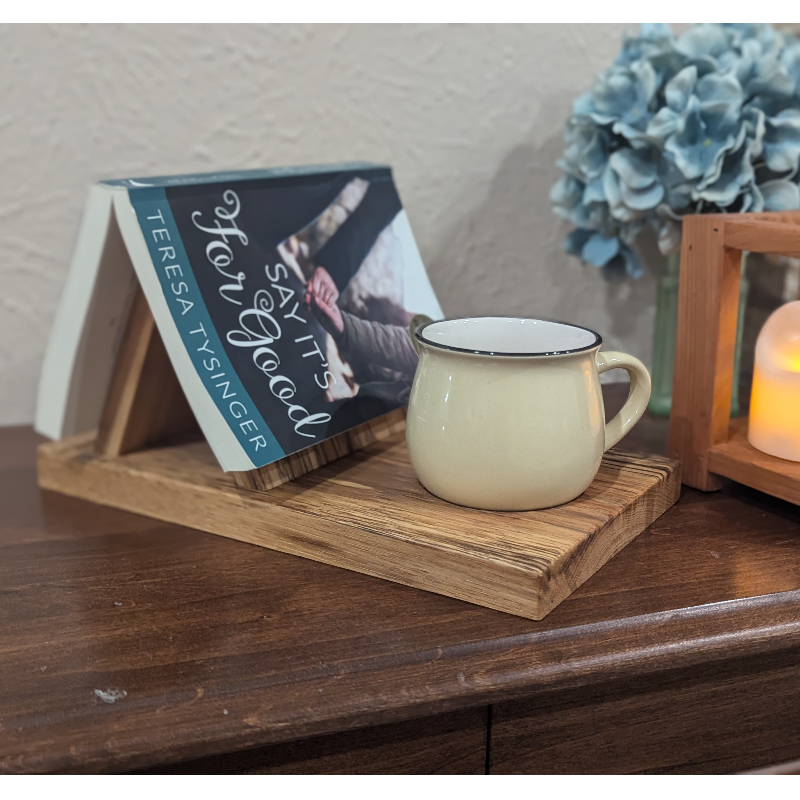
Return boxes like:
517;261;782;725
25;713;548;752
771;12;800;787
692;122;758;207
564;228;643;281
763;109;800;171
551;175;588;227
604;148;665;220
552;22;800;279
677;24;731;61
616;25;684;91
780;39;800;99
761;178;800;210
559;121;610;180
573;60;658;145
648;67;747;187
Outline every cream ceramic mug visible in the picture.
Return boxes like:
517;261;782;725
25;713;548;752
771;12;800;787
406;317;651;511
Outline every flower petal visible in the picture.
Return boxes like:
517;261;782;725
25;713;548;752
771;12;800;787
611;120;659;147
763;109;800;172
657;219;683;255
666;96;740;184
647;107;681;141
695;71;743;109
609;148;659;189
582;233;620;267
551;175;591;225
631;59;658;106
760;179;800;210
621;244;644;278
550;175;583;211
693;134;756;207
695;120;747;191
620;180;665;210
580;130;610;179
742;184;765;213
583;177;606;205
601;243;643;281
665;66;697;112
640;23;674;40
678;24;730;59
564;228;595;257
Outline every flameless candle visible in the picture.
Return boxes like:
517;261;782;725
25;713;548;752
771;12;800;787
748;301;800;462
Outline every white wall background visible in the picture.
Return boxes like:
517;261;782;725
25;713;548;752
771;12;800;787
0;23;661;426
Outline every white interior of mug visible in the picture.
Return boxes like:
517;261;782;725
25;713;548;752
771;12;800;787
418;317;601;356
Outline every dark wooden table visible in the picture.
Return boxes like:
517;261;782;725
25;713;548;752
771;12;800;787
4;385;800;774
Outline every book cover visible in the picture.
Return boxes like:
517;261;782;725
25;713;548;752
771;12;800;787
106;164;442;471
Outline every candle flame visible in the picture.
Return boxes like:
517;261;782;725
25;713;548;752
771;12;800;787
754;302;800;374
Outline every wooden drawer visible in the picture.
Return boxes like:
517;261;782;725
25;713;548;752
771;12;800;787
141;707;488;775
489;650;800;774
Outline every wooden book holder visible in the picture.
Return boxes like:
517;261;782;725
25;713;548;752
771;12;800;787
37;280;681;621
93;283;406;492
669;211;800;506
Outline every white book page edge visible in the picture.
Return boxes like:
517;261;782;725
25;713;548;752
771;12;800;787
35;186;114;439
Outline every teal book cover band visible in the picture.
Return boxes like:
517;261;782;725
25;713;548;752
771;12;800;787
107;164;443;470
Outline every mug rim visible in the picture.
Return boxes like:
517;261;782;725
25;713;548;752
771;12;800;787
415;316;603;358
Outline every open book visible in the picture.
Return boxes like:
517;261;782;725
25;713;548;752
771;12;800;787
36;164;443;472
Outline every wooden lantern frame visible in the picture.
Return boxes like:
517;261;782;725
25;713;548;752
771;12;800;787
669;211;800;505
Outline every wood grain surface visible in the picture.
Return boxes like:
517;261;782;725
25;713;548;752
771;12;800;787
231;407;407;492
490;646;800;774
140;708;488;774
6;386;800;773
95;286;199;457
710;417;800;506
37;430;679;622
724;218;800;256
669;214;742;491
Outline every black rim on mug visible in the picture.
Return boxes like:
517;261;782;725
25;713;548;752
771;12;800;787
415;316;603;358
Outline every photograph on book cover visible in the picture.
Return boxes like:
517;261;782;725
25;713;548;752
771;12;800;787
121;165;443;471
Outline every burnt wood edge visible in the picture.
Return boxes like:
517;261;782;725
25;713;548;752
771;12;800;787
7;589;800;774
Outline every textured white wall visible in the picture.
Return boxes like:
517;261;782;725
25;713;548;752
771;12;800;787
0;23;657;426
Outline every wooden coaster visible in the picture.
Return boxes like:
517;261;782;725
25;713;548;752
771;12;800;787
38;433;680;620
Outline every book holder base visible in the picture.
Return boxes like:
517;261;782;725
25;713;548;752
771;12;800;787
38;429;680;621
37;281;681;619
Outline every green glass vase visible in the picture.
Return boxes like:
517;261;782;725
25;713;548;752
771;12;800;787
648;251;749;418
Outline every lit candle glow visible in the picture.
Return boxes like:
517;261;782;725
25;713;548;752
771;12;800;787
748;301;800;462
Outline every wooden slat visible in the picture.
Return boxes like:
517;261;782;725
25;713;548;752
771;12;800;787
140;708;488;775
95;286;154;455
231;408;407;491
96;285;406;491
724;219;800;257
730;210;800;225
709;417;800;506
669;216;742;490
37;432;680;622
490;647;800;774
95;286;199;457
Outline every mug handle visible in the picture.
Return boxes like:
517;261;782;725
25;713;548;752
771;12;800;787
596;351;652;452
